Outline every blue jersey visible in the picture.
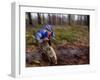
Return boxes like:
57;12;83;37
35;28;55;43
37;29;48;39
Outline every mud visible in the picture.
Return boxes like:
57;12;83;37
26;44;89;67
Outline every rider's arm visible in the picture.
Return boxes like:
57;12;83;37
35;32;43;43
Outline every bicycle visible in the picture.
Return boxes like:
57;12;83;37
40;39;57;65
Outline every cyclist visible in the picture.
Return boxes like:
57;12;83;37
35;24;55;45
35;23;57;64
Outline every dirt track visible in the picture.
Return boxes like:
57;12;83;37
26;44;89;67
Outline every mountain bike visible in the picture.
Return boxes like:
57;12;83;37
41;39;57;65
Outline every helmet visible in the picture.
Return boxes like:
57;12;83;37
44;24;53;32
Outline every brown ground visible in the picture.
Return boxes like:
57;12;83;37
26;44;89;67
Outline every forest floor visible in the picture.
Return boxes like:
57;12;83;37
26;44;89;67
26;25;89;67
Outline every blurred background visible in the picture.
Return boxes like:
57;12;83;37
26;12;89;67
26;12;89;45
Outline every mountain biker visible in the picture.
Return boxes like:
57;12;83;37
35;24;55;46
35;23;57;64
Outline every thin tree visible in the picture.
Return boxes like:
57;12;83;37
87;15;90;26
37;13;41;24
68;14;71;25
48;13;51;24
27;12;33;25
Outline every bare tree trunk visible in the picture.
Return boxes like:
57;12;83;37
60;14;62;25
50;14;53;25
87;15;90;30
48;13;51;24
87;15;89;26
84;16;87;25
27;12;33;25
56;14;58;25
68;14;71;25
43;14;45;24
37;13;41;24
78;15;82;25
52;14;56;25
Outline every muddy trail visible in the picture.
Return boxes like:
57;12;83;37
26;44;89;67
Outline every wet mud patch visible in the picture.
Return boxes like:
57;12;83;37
56;45;89;65
26;44;89;67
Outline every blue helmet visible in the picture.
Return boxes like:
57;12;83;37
44;24;53;32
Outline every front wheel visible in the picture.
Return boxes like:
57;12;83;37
48;46;57;64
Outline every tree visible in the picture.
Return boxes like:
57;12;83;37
37;13;41;24
68;14;71;25
52;14;56;25
48;13;51;24
86;15;89;26
27;12;33;25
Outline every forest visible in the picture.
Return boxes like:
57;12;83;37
26;12;89;67
26;12;89;26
